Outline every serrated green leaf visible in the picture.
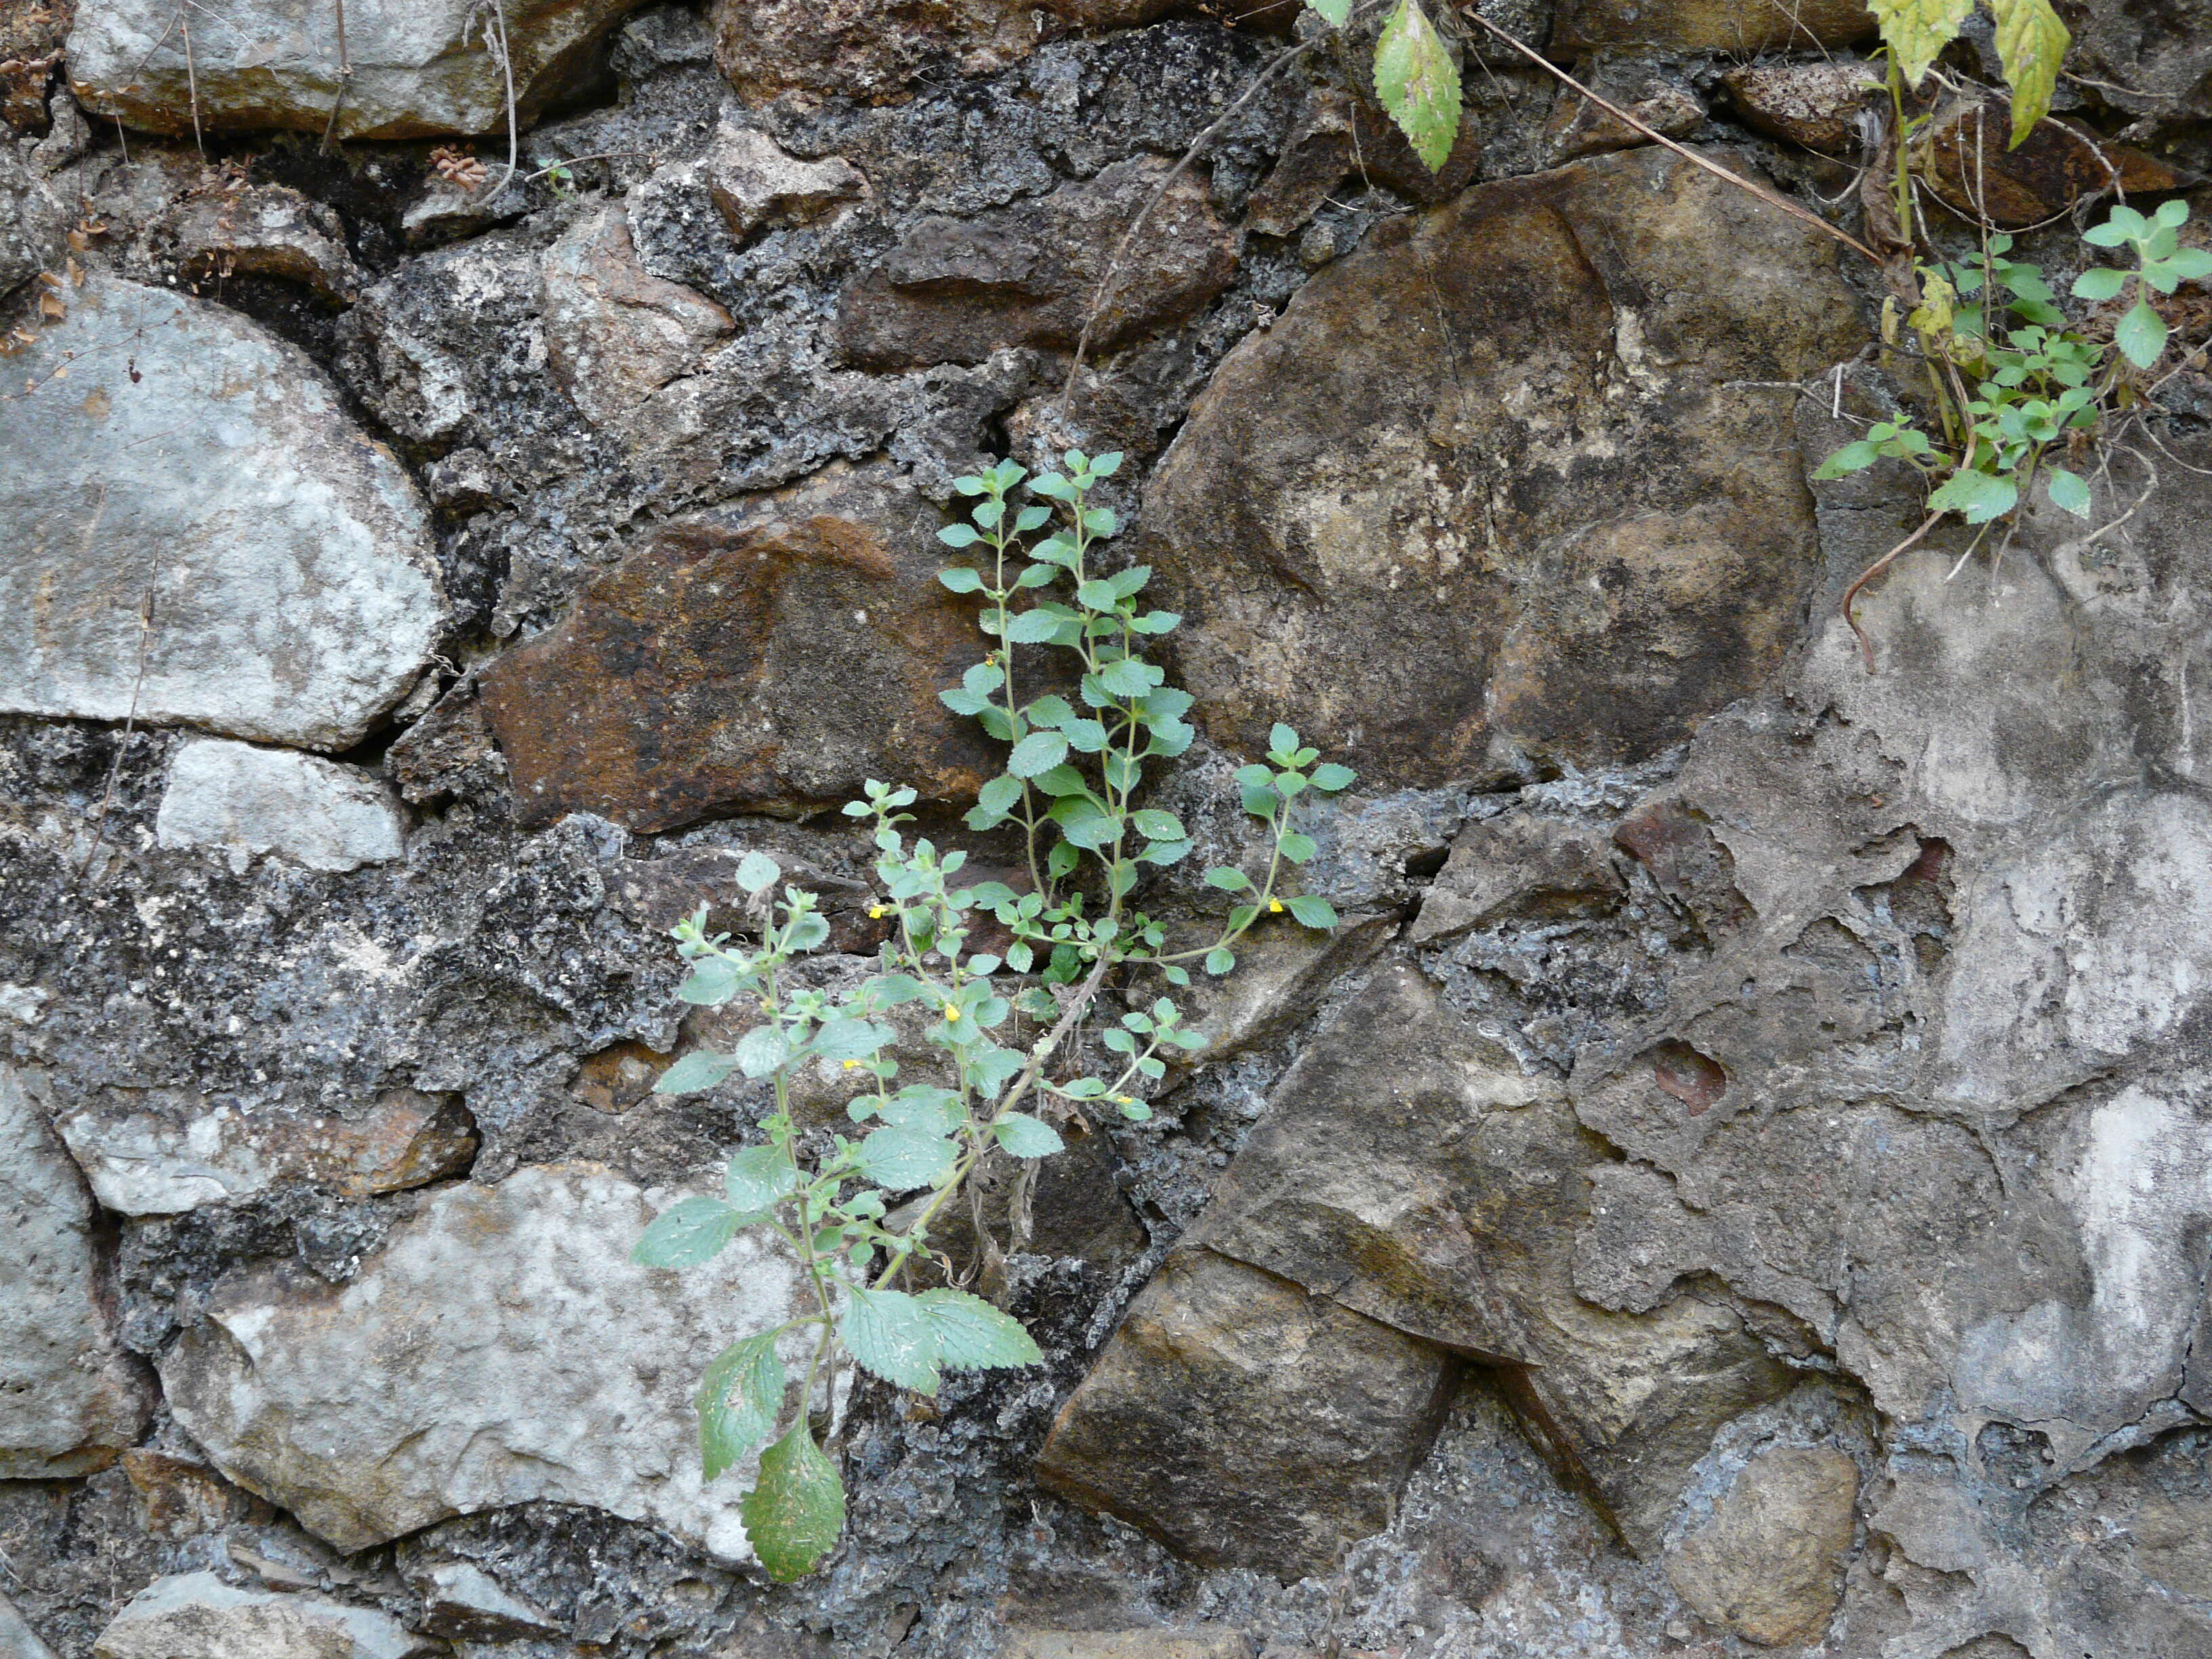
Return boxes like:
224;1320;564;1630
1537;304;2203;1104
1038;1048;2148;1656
1204;866;1254;892
678;959;741;1006
814;1017;892;1062
916;1288;1045;1370
742;1422;844;1582
2045;467;2092;517
1374;0;1462;173
1003;610;1065;644
978;775;1024;817
1204;947;1235;977
1277;831;1317;865
1097;657;1159;698
937;566;984;593
937;523;980;548
735;851;779;893
993;1112;1064;1158
2069;266;2127;301
734;1026;790;1078
1813;440;1882;479
634;1195;742;1268
726;1145;798;1213
841;1284;942;1393
1309;762;1356;792
1286;894;1339;929
1131;808;1186;842
878;1085;962;1134
1990;0;2069;146
853;1125;958;1190
698;1331;785;1480
2116;298;2169;368
1008;731;1071;777
1927;467;2020;523
1870;0;1975;85
655;1049;737;1094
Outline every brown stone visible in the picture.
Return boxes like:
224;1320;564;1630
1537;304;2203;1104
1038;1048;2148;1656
1540;63;1704;165
1723;60;1882;157
1145;145;1864;794
710;0;1177;106
1187;963;1790;1553
837;156;1238;370
541;205;734;427
1664;1446;1858;1646
1035;1247;1456;1578
570;1041;674;1114
1244;94;1357;240
1554;0;1874;52
478;468;1000;831
121;1451;247;1540
0;0;68;131
1915;97;2193;228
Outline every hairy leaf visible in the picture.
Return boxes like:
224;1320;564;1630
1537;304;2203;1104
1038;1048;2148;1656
1286;894;1340;930
916;1288;1045;1369
1928;466;2020;523
853;1125;958;1190
697;1331;785;1480
2115;298;2169;368
735;1025;790;1078
726;1145;799;1214
1374;0;1462;173
678;959;741;1006
1990;0;2069;146
2045;467;2092;517
634;1196;743;1268
993;1112;1064;1158
841;1285;943;1393
1870;0;1975;85
654;1050;737;1094
1008;731;1071;778
741;1422;844;1582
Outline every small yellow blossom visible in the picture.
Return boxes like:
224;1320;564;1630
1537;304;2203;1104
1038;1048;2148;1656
868;905;889;919
1268;898;1284;914
842;1059;861;1071
943;1004;961;1022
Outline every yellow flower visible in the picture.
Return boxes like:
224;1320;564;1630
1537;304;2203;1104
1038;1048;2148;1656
842;1059;861;1070
943;1004;961;1022
868;905;889;920
1268;898;1284;914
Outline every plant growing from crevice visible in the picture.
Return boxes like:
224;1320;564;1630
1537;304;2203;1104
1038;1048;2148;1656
632;450;1355;1582
1814;201;2211;665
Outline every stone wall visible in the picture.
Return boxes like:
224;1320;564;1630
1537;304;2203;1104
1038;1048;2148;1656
6;2;2212;1656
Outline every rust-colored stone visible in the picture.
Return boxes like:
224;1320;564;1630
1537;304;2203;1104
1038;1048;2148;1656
478;474;999;831
1917;97;2193;227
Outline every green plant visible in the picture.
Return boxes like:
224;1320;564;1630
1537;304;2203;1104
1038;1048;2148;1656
1816;204;2205;526
1300;0;1460;173
632;450;1355;1582
1872;0;2070;148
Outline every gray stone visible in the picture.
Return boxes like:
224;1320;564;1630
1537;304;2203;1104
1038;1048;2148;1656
160;1162;818;1562
1408;813;1625;945
0;277;443;751
1664;1446;1857;1646
55;1086;476;1214
0;1590;58;1659
91;1572;438;1659
155;739;407;874
1035;1246;1456;1579
0;1061;152;1479
626;121;865;250
67;0;653;141
1002;1633;1254;1659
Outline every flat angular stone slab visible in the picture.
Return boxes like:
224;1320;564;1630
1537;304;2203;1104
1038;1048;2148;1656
1;276;442;750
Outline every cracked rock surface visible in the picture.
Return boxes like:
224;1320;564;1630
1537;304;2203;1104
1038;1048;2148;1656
7;4;2212;1658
